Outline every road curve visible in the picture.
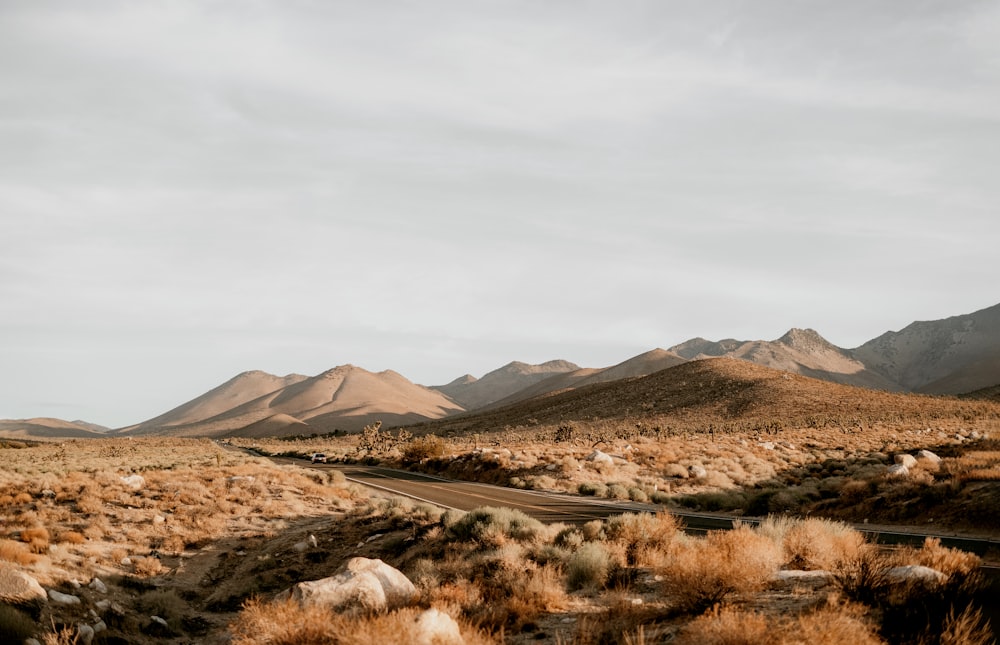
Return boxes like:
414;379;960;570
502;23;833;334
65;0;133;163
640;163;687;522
321;463;1000;558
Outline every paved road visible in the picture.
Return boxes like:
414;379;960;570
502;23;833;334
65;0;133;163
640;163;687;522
318;462;1000;557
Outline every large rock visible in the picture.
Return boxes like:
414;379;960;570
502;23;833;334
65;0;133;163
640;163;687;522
886;463;909;478
0;563;46;610
916;450;942;464
894;454;918;469
413;608;463;645
586;450;614;467
886;565;947;584
276;557;417;612
688;464;707;479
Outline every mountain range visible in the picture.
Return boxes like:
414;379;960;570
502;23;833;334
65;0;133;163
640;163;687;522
3;302;999;438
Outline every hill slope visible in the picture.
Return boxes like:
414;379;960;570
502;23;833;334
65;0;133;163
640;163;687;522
851;302;1000;394
410;358;1000;436
0;418;108;439
431;360;580;409
123;370;308;433
127;365;464;437
668;329;899;391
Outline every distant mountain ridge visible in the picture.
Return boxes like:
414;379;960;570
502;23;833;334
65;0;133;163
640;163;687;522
2;302;998;439
121;364;464;438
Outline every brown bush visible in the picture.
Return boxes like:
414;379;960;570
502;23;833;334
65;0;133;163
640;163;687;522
677;602;883;645
662;525;782;613
229;599;498;645
0;538;38;565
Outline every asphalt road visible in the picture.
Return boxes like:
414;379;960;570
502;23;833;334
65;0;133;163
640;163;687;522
317;462;1000;557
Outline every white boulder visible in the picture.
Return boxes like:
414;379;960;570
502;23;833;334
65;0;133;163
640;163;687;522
886;565;947;584
886;464;909;478
88;577;108;594
276;557;417;612
586;450;614;466
413;608;463;645
48;589;81;605
76;623;95;645
0;563;46;608
916;450;941;464
894;454;918;469
120;474;145;490
688;464;707;479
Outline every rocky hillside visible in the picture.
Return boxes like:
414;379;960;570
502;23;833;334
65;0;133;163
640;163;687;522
851;302;1000;394
431;360;580;409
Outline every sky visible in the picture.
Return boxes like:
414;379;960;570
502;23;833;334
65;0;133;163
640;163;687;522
2;1;999;428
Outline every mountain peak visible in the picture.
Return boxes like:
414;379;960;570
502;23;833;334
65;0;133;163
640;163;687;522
777;328;832;349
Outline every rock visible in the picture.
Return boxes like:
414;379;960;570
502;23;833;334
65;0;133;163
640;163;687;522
94;599;111;611
24;639;42;645
688;464;707;479
774;570;833;584
894;454;918;468
143;615;177;637
120;474;145;490
970;430;983;440
293;541;309;553
886;464;909;478
586;450;614;466
276;557;417;612
88;577;107;594
308;534;318;548
759;441;776;450
120;557;132;566
412;608;463;645
48;589;81;605
41;489;56;498
886;565;947;584
0;563;47;609
916;450;941;464
77;623;95;645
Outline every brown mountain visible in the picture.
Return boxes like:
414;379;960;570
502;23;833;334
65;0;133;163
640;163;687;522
485;348;686;408
126;365;464;437
431;360;580;409
0;418;107;439
122;370;308;433
668;329;899;391
851;302;1000;394
410;358;1000;437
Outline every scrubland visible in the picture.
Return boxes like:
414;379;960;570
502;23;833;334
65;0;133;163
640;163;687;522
1;431;997;644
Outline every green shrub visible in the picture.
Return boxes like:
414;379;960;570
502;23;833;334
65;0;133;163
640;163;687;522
567;542;611;590
578;482;607;497
448;507;544;546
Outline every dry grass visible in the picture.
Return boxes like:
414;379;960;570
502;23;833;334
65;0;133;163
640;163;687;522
662;525;783;614
230;598;498;645
677;602;884;645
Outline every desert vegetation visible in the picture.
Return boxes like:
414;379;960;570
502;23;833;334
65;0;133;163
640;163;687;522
2;421;997;642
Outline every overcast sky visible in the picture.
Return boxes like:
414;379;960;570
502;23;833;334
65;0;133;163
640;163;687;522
2;1;998;428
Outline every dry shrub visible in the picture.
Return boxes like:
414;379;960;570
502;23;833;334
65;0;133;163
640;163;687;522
447;506;545;548
132;556;167;577
676;604;768;645
230;598;498;645
939;605;994;645
662;526;782;613
75;493;103;514
604;512;680;566
17;531;49;555
56;531;86;545
780;517;865;570
677;602;883;645
0;538;39;565
904;537;981;577
567;542;611;591
13;492;32;505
